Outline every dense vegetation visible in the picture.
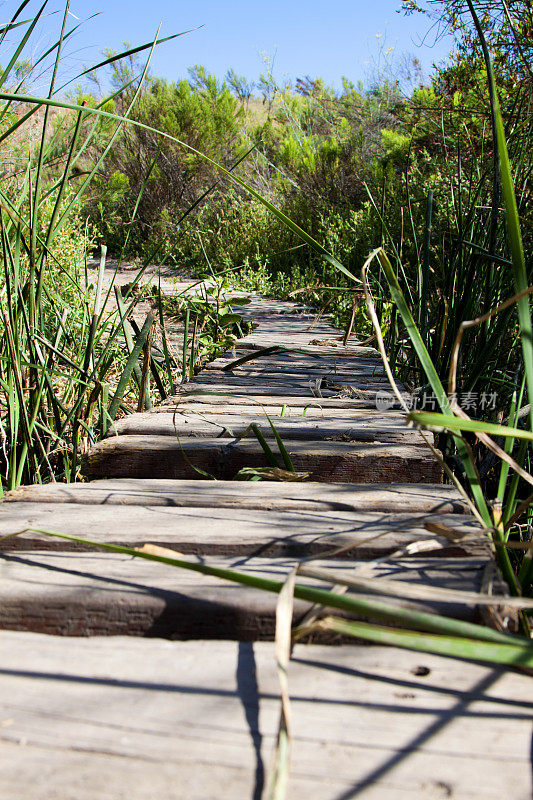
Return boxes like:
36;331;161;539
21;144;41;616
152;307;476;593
75;2;532;409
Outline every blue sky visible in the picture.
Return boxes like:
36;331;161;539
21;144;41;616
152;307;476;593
7;0;453;92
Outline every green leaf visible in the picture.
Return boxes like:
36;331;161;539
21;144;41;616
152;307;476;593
250;424;280;468
107;311;156;421
219;313;242;327
466;1;533;432
266;414;295;472
408;411;533;442
20;527;525;648
376;248;491;526
309;616;533;670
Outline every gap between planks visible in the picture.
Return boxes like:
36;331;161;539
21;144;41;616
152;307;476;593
81;436;443;483
103;410;427;445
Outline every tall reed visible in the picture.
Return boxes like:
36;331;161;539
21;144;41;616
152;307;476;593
0;2;183;491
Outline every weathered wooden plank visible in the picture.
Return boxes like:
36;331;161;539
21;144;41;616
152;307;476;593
230;337;364;351
156;394;385;411
207;358;383;375
181;382;357;398
190;371;391;390
3;479;470;514
199;371;390;389
0;633;530;800
235;315;335;331
104;410;425;445
235;331;340;346
227;341;380;357
239;308;333;321
175;380;378;399
151;401;404;418
235;316;337;329
239;298;310;312
0;501;484;558
205;358;384;376
205;368;387;384
0;552;492;637
210;350;380;364
81;436;443;483
209;348;382;366
239;328;341;342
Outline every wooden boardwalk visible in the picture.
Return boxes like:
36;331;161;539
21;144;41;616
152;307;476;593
0;294;530;798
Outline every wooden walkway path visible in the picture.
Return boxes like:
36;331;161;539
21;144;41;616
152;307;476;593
0;295;531;798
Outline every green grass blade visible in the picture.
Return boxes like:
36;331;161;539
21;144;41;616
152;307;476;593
376;248;491;525
107;311;156;421
114;288;145;399
309;616;533;670
266;414;295;472
18;527;524;647
250;424;280;468
77;33;190;79
0;0;47;88
497;390;518;503
408;411;533;442
466;0;533;431
182;308;190;383
420;189;433;339
0;101;43;146
28;13;99;78
127;317;166;401
0;7;34;44
157;278;176;394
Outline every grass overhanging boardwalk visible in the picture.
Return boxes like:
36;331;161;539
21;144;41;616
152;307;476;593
0;295;530;799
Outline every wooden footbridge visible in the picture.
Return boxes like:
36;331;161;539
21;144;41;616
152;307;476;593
0;294;531;799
